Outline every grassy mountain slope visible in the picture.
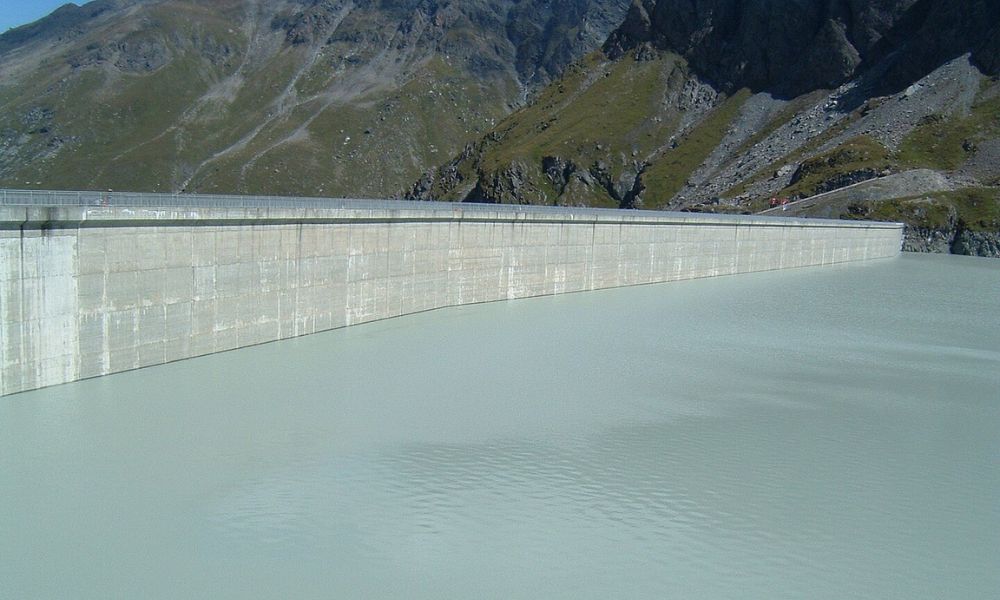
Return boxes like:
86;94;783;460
409;50;748;208
0;0;628;196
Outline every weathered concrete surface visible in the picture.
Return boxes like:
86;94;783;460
0;204;903;396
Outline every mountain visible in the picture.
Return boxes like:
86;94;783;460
0;0;629;196
2;0;997;255
410;0;1000;254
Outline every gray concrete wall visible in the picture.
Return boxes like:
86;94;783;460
1;203;903;396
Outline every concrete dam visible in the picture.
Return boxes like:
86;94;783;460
0;190;904;396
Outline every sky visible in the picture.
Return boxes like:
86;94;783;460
0;0;76;33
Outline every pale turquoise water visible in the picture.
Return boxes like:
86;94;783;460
2;253;998;599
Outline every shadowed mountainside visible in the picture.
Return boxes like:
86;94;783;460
603;0;999;97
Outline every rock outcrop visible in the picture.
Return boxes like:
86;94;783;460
603;0;1000;97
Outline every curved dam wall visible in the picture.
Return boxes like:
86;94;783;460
0;195;903;396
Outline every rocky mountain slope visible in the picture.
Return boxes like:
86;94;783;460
410;0;1000;255
0;0;629;196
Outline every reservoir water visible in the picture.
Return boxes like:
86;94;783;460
2;253;998;598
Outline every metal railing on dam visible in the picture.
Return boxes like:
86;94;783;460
1;189;904;396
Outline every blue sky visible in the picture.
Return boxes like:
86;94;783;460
1;0;75;33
